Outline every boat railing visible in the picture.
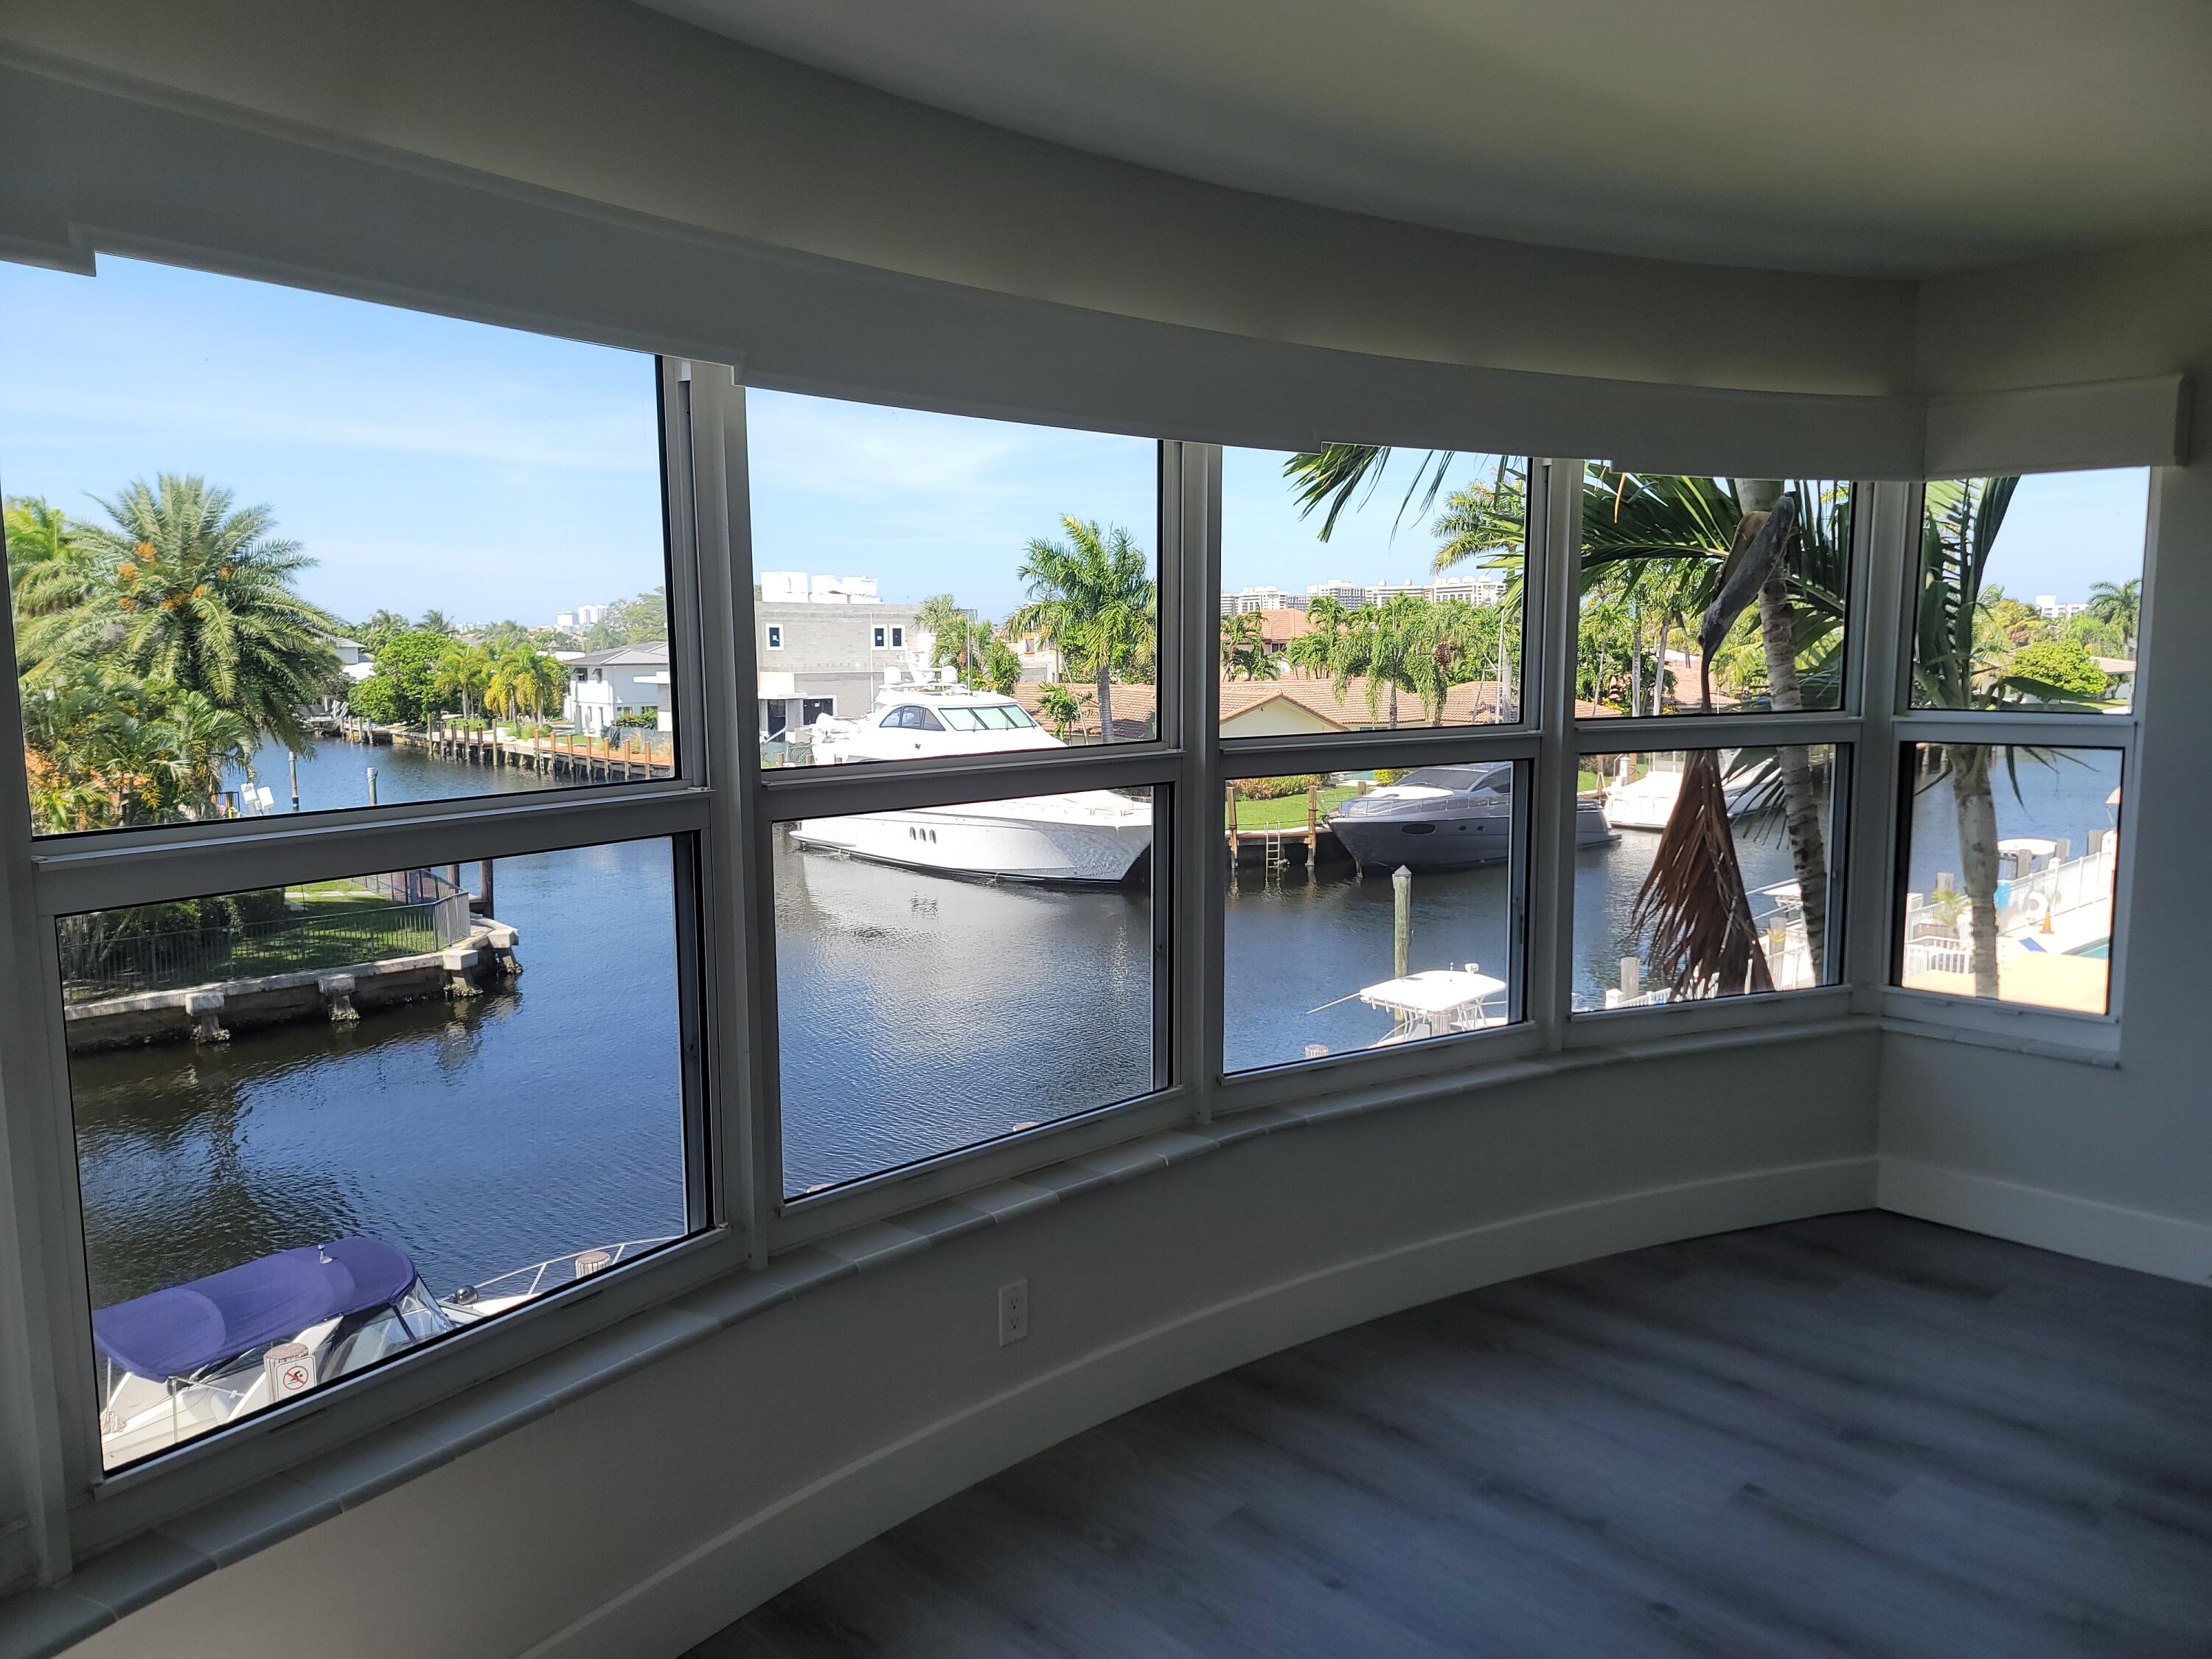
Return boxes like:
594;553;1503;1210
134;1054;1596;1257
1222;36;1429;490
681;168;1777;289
450;1237;679;1305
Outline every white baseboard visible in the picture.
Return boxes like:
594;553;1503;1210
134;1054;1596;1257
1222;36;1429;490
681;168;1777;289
521;1154;1877;1659
1877;1156;2212;1285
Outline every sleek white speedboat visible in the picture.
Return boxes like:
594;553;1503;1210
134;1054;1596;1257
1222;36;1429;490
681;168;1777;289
94;1235;670;1466
1327;763;1613;871
794;670;1152;885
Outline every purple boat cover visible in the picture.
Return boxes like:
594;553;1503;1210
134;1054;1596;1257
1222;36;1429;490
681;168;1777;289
91;1237;418;1381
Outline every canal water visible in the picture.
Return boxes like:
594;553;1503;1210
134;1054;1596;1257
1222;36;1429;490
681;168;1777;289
72;738;2124;1310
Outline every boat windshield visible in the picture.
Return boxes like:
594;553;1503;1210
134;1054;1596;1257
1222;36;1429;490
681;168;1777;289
939;705;1037;731
1399;765;1506;793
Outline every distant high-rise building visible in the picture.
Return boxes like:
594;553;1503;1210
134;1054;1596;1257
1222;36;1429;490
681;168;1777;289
1307;580;1371;608
2034;594;2089;620
1223;585;1298;615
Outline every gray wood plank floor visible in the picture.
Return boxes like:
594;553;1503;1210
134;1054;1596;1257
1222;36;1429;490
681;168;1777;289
690;1213;2212;1658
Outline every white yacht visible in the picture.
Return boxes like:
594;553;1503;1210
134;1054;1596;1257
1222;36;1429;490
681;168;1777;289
1328;763;1613;871
1601;751;1759;831
94;1236;671;1466
793;670;1152;885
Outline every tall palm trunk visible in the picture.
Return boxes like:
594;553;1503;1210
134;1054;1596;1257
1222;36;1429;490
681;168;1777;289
1094;659;1113;743
1733;481;1827;978
1950;743;2003;995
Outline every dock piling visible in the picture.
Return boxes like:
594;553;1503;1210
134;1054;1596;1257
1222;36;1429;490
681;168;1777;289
1393;865;1412;978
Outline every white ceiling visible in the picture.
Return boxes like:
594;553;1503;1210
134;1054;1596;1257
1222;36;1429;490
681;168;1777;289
637;0;2212;277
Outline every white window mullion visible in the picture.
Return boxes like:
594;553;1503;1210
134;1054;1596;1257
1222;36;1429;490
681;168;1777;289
1528;458;1582;1044
699;367;787;1274
1174;442;1222;1116
1572;712;1863;752
675;361;765;1256
1220;730;1538;785
27;787;712;919
759;748;1178;821
1843;479;1910;999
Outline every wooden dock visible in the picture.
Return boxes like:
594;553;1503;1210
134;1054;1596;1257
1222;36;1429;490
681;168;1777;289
359;720;676;782
1224;780;1349;872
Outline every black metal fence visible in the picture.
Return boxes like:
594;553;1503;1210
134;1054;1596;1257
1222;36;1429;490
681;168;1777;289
60;878;472;1002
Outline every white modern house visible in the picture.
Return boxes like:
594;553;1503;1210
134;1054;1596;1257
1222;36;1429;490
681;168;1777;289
560;643;673;734
755;573;930;739
1;7;2209;1659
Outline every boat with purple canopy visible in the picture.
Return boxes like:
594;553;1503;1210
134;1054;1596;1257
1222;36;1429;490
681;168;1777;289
94;1236;454;1467
94;1232;682;1467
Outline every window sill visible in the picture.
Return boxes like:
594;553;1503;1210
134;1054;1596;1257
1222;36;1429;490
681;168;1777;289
1;1008;1885;1656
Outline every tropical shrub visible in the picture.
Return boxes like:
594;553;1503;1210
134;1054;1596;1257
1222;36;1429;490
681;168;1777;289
1234;774;1322;800
2007;639;2108;700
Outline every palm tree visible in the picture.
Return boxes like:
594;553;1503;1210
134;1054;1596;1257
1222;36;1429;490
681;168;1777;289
488;645;568;726
1220;611;1281;681
4;495;98;619
433;640;495;725
1037;683;1082;740
358;608;411;652
917;594;974;675
1008;518;1155;742
28;476;343;755
1910;477;2101;999
1286;594;1427;726
1434;459;1848;976
1402;597;1489;723
2086;577;2140;658
159;686;258;813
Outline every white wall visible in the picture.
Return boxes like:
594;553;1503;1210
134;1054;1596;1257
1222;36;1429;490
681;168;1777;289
72;1038;1878;1659
0;0;1914;400
0;7;2205;1649
1879;237;2212;1278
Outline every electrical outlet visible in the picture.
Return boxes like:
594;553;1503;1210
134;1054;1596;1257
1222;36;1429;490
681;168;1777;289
998;1279;1029;1346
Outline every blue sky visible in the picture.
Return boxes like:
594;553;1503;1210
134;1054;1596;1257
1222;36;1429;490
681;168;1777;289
0;257;665;627
0;255;2149;628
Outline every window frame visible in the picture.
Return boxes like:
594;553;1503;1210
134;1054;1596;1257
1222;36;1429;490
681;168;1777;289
0;246;2160;1576
1208;455;1552;1099
0;349;754;1547
1874;475;2147;1051
744;427;1192;1248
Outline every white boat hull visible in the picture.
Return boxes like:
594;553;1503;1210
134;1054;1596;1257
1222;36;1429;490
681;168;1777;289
1604;772;1757;831
790;795;1152;884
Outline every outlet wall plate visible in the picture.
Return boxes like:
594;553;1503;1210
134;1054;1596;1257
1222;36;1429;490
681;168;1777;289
998;1279;1029;1346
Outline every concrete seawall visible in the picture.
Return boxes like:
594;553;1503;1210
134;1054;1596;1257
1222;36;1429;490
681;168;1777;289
63;921;521;1053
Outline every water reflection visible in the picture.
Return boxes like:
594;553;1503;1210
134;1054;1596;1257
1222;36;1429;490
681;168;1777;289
69;838;689;1309
774;827;1154;1194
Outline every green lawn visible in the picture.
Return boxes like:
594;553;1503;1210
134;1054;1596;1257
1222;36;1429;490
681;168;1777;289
1227;785;1360;832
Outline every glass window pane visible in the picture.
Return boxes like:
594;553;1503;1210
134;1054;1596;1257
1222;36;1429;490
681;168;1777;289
1220;448;1526;729
1577;472;1851;719
1896;744;2121;1012
63;838;696;1468
745;390;1159;768
774;785;1156;1195
1575;747;1840;1009
1911;471;2146;713
1223;767;1521;1072
1;257;676;834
